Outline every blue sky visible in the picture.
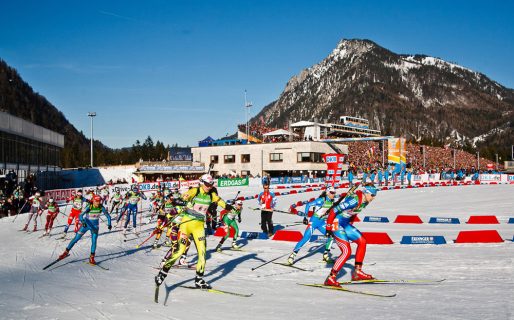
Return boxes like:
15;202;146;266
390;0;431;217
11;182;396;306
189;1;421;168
1;1;513;148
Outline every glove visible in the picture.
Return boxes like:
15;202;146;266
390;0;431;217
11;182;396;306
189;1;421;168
303;217;308;225
108;225;112;231
238;216;242;223
325;224;333;237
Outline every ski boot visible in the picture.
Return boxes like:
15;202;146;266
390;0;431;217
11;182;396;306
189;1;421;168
215;244;222;252
155;270;168;286
58;249;70;260
322;251;335;264
89;253;96;265
231;242;240;250
33;225;37;232
287;252;297;265
152;240;159;249
177;254;187;266
352;268;374;281
324;272;340;287
43;230;49;236
22;224;28;231
195;276;212;289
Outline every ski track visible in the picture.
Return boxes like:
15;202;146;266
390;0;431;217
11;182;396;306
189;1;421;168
0;184;513;319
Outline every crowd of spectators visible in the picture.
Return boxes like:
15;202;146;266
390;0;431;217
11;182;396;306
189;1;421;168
0;171;38;218
238;123;283;140
343;141;501;186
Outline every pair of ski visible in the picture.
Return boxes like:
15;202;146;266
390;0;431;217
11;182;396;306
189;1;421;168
298;279;446;298
154;284;252;303
42;255;109;271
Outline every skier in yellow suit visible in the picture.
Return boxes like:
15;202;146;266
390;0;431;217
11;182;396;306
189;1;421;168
154;174;232;289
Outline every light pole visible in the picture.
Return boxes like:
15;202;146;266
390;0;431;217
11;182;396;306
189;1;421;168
88;112;96;167
495;153;498;171
244;90;252;143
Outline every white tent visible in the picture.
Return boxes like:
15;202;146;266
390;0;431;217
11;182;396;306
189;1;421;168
262;129;297;136
290;120;330;128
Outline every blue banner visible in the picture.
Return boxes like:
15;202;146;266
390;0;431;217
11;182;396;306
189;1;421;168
240;231;269;240
363;216;390;223
429;217;460;224
400;236;447;245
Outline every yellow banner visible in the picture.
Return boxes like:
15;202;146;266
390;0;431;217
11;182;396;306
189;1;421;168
388;138;406;164
237;131;262;143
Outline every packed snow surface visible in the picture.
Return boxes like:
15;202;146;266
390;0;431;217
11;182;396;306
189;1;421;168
1;184;512;320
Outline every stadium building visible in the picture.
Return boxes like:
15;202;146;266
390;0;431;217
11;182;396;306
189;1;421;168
191;140;348;178
0;111;64;187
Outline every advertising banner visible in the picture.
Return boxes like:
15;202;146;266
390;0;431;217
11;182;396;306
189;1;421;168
479;174;501;182
388;138;406;164
217;177;249;188
323;153;345;186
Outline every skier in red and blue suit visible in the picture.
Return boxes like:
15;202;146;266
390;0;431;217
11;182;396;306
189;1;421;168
323;183;378;287
287;186;336;265
58;195;112;265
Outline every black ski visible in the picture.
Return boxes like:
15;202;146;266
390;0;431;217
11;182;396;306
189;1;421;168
43;254;68;270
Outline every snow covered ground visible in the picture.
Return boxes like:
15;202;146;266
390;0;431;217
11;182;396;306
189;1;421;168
1;184;512;320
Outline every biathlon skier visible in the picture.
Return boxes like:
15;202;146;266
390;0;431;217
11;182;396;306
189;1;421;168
43;198;60;236
99;185;110;205
109;189;123;218
58;195;112;265
22;191;44;232
122;184;147;235
114;193;130;227
152;195;182;249
287;186;337;265
63;190;89;237
215;199;243;251
324;183;378;287
154;174;233;289
149;190;164;222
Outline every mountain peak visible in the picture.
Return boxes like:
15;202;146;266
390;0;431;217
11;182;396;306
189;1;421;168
254;39;514;158
334;38;378;54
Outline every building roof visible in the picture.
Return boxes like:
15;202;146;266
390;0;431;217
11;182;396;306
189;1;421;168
262;129;298;136
290;121;331;128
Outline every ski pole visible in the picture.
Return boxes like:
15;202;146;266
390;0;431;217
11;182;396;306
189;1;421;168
12;200;28;223
135;230;158;248
251;252;291;271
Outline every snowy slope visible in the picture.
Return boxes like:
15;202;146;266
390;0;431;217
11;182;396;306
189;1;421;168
1;185;513;320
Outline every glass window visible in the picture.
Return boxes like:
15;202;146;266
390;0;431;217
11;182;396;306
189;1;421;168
297;152;311;162
270;153;283;162
224;155;235;163
297;152;324;163
210;155;219;163
241;154;250;163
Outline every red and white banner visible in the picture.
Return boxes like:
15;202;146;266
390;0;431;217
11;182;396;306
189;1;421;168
323;153;345;186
